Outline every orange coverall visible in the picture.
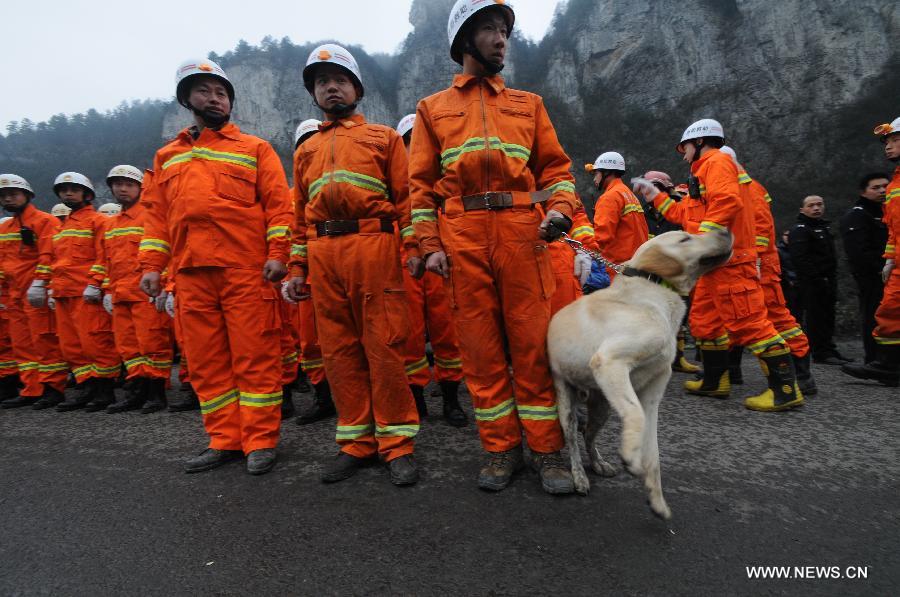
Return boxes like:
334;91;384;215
549;206;598;316
401;245;462;387
94;180;173;381
0;204;67;394
294;286;325;385
592;178;649;277
279;299;299;386
409;74;576;453
873;167;900;346
51;205;120;383
290;114;419;462
139;123;292;454
0;283;16;379
653;149;786;356
744;172;809;357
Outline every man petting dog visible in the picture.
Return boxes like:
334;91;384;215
633;119;804;412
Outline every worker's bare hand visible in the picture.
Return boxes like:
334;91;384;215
263;259;288;282
425;251;449;278
285;276;311;301
407;256;426;280
140;272;161;298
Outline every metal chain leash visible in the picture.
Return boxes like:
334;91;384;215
554;232;626;275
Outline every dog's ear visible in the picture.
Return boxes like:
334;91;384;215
634;245;684;278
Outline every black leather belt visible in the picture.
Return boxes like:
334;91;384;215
315;218;393;236
460;190;553;211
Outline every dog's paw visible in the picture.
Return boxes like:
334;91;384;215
648;496;672;520
589;456;618;477
573;469;591;495
621;454;644;477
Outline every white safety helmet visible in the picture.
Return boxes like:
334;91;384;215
585;151;626;173
294;119;322;147
448;0;515;65
874;116;900;140
106;164;143;187
0;174;34;197
719;145;738;163
0;216;11;224
51;203;72;217
677;118;725;152
175;58;234;109
396;114;416;139
53;172;95;199
98;203;122;217
302;44;364;98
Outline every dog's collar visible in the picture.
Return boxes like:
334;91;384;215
621;266;665;286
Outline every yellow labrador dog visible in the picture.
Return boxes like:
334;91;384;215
547;229;732;519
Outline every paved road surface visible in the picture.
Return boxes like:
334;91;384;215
1;340;897;596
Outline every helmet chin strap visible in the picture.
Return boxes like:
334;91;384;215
315;99;359;120
464;35;504;74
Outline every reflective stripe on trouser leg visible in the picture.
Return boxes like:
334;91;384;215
76;301;120;378
26;300;68;390
279;300;299;386
112;301;143;380
0;312;17;377
442;209;563;453
130;299;174;380
310;233;418;461
761;276;809;357
689;276;728;345
402;266;432;387
7;301;43;396
423;271;463;383
54;297;93;383
873;272;900;345
704;262;785;354
297;298;326;385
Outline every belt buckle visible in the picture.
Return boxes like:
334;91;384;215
323;220;338;236
483;192;498;210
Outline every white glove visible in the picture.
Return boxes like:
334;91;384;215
573;252;592;286
281;280;297;304
47;289;56;311
153;290;168;313
102;294;113;314
165;293;176;318
27;280;47;307
884;260;896;283
83;284;102;302
630;177;660;202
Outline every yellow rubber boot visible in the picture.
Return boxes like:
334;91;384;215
744;350;805;412
684;348;730;398
672;337;701;373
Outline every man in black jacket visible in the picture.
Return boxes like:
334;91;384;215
839;173;890;364
788;195;852;365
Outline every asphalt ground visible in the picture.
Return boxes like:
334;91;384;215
0;339;897;596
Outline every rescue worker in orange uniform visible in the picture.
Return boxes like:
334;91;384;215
842;117;900;386
42;172;120;412
0;257;16;403
284;45;420;486
587;151;649;278
639;170;699;374
633;119;802;412
285;118;336;425
549;203;596;316
0;179;67;408
95;165;174;414
408;0;576;493
720;146;816;396
138;59;292;476
396;113;467;426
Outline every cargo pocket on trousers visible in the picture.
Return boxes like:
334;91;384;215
718;281;754;321
369;288;409;346
534;245;556;300
444;254;458;310
260;289;280;335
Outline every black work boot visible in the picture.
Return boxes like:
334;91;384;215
388;454;419;486
727;346;744;385
0;374;20;402
184;448;243;473
141;379;168;414
85;378;117;412
321;452;375;483
684;349;730;397
281;385;296;420
439;380;467;427
296;380;336;425
168;382;200;412
841;345;899;387
2;394;38;409
107;377;148;413
410;384;428;418
294;366;311;393
31;386;65;410
744;350;804;412
792;352;818;395
246;448;277;475
57;379;96;412
478;445;525;491
671;335;700;373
